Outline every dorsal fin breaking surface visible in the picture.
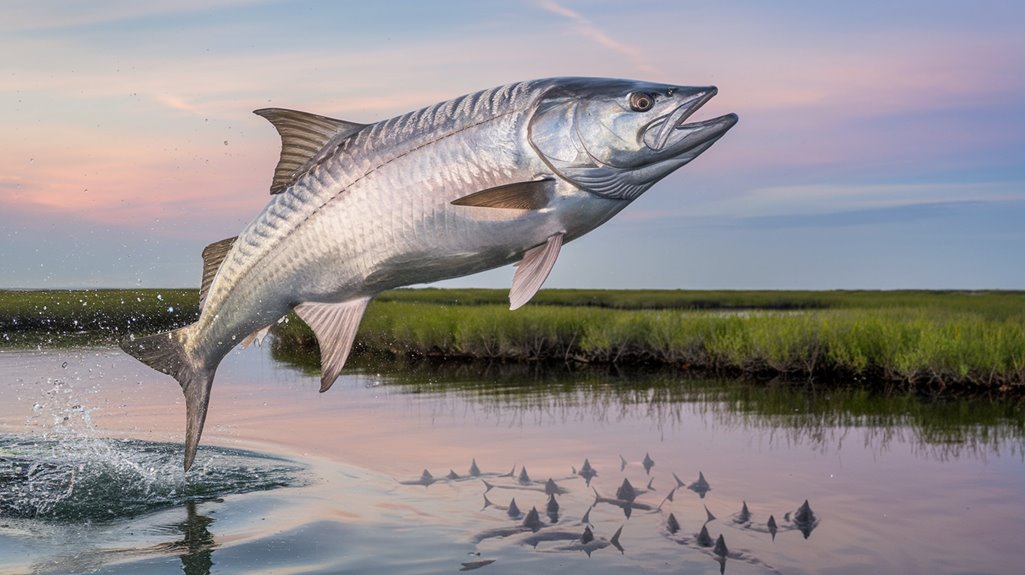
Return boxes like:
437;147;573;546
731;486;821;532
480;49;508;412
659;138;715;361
253;108;367;194
199;236;237;311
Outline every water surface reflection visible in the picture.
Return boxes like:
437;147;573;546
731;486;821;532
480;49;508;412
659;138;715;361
0;345;1022;574
277;348;1025;463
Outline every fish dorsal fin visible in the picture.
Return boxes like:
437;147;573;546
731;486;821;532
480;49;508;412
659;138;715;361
666;512;680;534
509;232;563;310
199;236;237;310
522;507;542;531
254;108;367;194
293;297;371;392
451;179;555;210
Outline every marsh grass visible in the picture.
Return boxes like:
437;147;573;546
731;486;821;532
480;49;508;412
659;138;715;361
275;291;1025;389
0;289;197;346
4;288;1024;388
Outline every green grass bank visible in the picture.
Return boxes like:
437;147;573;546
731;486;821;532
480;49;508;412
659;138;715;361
0;289;198;346
3;288;1024;389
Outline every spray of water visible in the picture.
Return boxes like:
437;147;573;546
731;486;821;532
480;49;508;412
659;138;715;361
2;376;306;522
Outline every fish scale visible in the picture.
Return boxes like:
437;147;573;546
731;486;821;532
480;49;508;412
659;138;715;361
120;77;738;470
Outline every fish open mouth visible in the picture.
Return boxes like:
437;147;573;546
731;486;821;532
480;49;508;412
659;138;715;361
644;88;738;154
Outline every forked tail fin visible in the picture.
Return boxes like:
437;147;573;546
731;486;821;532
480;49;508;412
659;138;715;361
119;325;215;472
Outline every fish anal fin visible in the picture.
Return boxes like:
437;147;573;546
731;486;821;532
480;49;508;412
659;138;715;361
451;179;555;210
254;108;367;194
293;297;371;392
509;232;563;310
199;236;237;311
240;324;273;349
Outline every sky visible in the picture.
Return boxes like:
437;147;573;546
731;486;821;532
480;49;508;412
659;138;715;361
2;0;1024;290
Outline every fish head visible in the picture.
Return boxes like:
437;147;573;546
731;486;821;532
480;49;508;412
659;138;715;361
529;77;738;201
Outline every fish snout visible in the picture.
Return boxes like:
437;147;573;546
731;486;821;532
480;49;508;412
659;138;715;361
643;86;736;153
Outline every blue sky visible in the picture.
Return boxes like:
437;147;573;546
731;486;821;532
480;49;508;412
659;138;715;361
2;0;1024;289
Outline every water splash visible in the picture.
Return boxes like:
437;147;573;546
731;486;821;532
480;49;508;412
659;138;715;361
0;436;307;522
2;364;307;522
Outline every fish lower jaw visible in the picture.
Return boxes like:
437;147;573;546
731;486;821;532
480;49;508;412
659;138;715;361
655;113;739;155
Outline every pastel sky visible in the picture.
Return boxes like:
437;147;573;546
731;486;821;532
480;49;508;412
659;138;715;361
2;1;1024;290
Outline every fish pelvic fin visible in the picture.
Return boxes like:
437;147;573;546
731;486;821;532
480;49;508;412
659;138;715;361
119;326;215;472
509;232;564;310
294;297;372;392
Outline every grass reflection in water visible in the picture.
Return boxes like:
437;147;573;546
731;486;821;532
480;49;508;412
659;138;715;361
273;342;1025;463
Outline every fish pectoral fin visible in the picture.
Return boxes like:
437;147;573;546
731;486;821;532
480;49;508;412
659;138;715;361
293;297;372;392
240;324;273;349
253;108;367;194
451;179;555;210
199;236;238;311
509;233;564;310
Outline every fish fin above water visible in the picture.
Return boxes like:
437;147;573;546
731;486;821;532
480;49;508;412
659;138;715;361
509;232;563;310
240;324;272;349
704;505;716;522
119;326;215;472
610;525;624;553
713;534;729;558
199;236;237;311
253;108;367;194
450;179;555;210
293;297;372;392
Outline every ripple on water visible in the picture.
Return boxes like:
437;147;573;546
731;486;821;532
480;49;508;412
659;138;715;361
0;435;307;522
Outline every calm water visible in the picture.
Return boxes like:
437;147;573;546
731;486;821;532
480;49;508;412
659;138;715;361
1;345;1023;575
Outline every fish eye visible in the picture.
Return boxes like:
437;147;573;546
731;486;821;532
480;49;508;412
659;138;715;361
629;92;655;112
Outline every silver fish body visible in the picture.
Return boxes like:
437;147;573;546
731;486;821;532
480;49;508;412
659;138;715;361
121;77;737;470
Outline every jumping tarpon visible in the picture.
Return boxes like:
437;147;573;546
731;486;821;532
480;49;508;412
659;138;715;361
120;77;738;470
